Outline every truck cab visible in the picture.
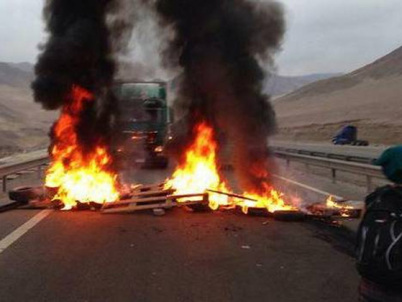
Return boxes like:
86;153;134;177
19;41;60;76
332;125;369;146
113;81;172;168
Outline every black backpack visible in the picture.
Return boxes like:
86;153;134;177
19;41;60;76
356;185;402;287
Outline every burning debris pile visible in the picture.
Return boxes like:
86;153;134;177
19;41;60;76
162;121;294;214
154;0;285;194
9;120;363;220
31;0;126;210
45;86;119;210
307;196;363;219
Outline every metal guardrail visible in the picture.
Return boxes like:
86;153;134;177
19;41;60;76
274;151;387;193
0;156;49;192
271;146;375;164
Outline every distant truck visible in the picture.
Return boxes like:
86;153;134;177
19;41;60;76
332;125;369;146
113;81;173;168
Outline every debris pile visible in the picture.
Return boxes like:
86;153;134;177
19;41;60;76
7;183;364;222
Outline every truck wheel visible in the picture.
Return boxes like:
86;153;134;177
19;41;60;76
156;158;169;169
160;160;169;169
143;156;169;169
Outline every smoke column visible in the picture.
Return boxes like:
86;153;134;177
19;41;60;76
155;0;285;193
32;0;136;157
32;0;119;109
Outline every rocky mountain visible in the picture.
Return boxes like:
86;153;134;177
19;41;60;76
264;73;340;97
0;62;55;157
273;46;402;144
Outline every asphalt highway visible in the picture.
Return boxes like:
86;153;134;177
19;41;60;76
0;168;361;302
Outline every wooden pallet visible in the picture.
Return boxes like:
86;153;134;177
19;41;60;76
131;188;175;199
132;183;166;193
101;193;209;214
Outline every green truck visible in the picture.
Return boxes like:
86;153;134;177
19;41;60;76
113;81;172;168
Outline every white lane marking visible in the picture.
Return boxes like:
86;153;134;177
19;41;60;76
0;210;52;254
273;174;344;200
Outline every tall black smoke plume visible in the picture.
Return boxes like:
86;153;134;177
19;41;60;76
155;0;285;193
32;0;134;155
32;0;119;110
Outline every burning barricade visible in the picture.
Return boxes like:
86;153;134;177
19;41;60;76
45;86;120;211
8;118;363;222
13;117;296;216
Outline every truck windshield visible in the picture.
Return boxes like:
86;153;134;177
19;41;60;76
118;83;167;124
120;83;165;99
120;101;165;123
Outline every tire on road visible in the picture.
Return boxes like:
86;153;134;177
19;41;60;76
273;210;307;222
8;186;44;204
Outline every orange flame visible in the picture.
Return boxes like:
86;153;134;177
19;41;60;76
243;185;295;213
164;122;230;210
165;121;295;213
45;86;119;210
326;195;353;210
326;195;354;217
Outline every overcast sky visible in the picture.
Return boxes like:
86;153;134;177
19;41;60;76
1;0;402;76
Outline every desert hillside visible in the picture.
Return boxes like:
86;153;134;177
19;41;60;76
0;62;56;158
264;73;340;97
273;46;402;145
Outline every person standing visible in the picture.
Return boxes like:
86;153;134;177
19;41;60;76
356;145;402;301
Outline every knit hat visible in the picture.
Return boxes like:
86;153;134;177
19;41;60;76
375;145;402;184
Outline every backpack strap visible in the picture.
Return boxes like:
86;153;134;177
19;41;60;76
386;219;402;270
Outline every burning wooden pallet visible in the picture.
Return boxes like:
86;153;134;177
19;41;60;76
206;189;258;203
102;193;209;213
101;184;263;214
99;183;206;213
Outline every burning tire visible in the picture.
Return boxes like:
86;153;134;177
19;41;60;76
8;186;45;204
273;210;306;222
